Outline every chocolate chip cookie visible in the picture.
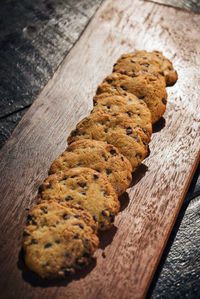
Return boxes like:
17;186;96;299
113;50;178;86
49;139;132;196
93;92;152;136
22;200;99;279
96;72;167;124
67;111;150;170
38;167;120;230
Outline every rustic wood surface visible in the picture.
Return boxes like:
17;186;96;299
0;0;102;148
0;0;200;298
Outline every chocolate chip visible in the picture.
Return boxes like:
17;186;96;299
23;230;30;237
126;127;132;135
40;206;48;214
120;85;127;91
71;175;77;178
77;224;84;229
55;240;60;244
74;215;80;218
93;215;97;222
44;243;52;248
121;156;124;161
65;253;70;258
63;213;69;220
138;96;145;100
77;182;86;188
102;154;108;161
162;98;167;105
73;234;79;239
93;174;99;180
65;196;73;202
62;176;67;181
132;73;137;77
46;184;51;189
110;149;116;155
106;105;111;109
126;111;133;117
104;128;108;133
107;78;113;84
29;239;38;245
81;191;86;196
127;176;131;181
106;169;112;175
27;214;37;225
71;129;78;137
136;153;142;158
77;206;84;210
60;267;71;276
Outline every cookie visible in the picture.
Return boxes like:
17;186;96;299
96;72;168;124
93;92;152;136
113;50;178;86
49;139;132;196
38;167;120;230
67;111;149;170
22;200;99;279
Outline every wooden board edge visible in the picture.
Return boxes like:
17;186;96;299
144;150;200;298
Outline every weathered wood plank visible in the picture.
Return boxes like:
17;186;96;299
0;0;200;298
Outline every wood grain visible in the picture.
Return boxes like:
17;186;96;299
0;0;200;298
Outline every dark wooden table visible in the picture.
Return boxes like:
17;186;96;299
0;1;199;298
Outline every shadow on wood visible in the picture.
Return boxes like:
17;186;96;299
98;225;118;250
152;117;166;133
130;164;148;187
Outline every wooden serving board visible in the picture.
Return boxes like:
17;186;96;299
0;0;200;298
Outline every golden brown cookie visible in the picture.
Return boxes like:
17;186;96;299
93;92;152;136
49;139;132;196
38;167;120;230
96;72;167;124
113;50;178;86
67;111;150;170
22;200;99;279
